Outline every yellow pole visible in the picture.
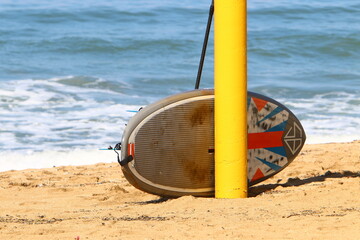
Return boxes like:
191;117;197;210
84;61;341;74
214;0;248;198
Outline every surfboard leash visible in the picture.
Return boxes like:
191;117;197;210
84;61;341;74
195;0;214;89
102;143;134;166
111;143;133;166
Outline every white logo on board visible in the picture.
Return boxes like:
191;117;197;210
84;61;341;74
284;122;303;154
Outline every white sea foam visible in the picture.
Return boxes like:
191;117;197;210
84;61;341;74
0;149;117;172
278;91;360;144
0;77;142;151
305;135;359;145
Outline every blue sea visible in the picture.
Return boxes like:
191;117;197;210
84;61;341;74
0;0;359;170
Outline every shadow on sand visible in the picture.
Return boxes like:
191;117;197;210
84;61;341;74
125;170;360;202
249;170;360;197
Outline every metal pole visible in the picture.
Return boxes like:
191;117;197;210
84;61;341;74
214;0;248;198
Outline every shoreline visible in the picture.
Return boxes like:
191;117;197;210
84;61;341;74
0;141;360;239
1;138;359;173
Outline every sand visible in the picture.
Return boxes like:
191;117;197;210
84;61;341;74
0;141;359;240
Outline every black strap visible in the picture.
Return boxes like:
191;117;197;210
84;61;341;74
195;0;214;89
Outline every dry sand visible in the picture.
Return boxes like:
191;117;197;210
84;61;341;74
0;141;359;240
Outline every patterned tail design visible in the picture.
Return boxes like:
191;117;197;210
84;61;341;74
248;95;304;184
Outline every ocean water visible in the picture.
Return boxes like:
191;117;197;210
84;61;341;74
1;0;359;171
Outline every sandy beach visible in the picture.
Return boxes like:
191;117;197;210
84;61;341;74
0;141;359;239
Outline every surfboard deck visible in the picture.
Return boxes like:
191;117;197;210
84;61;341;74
120;89;306;197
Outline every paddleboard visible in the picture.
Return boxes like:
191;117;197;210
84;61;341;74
120;89;305;197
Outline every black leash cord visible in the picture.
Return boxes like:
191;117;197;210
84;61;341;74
195;0;214;89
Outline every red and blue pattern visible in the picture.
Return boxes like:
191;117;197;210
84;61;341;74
247;95;296;184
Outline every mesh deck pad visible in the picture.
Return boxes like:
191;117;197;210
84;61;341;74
134;98;214;189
